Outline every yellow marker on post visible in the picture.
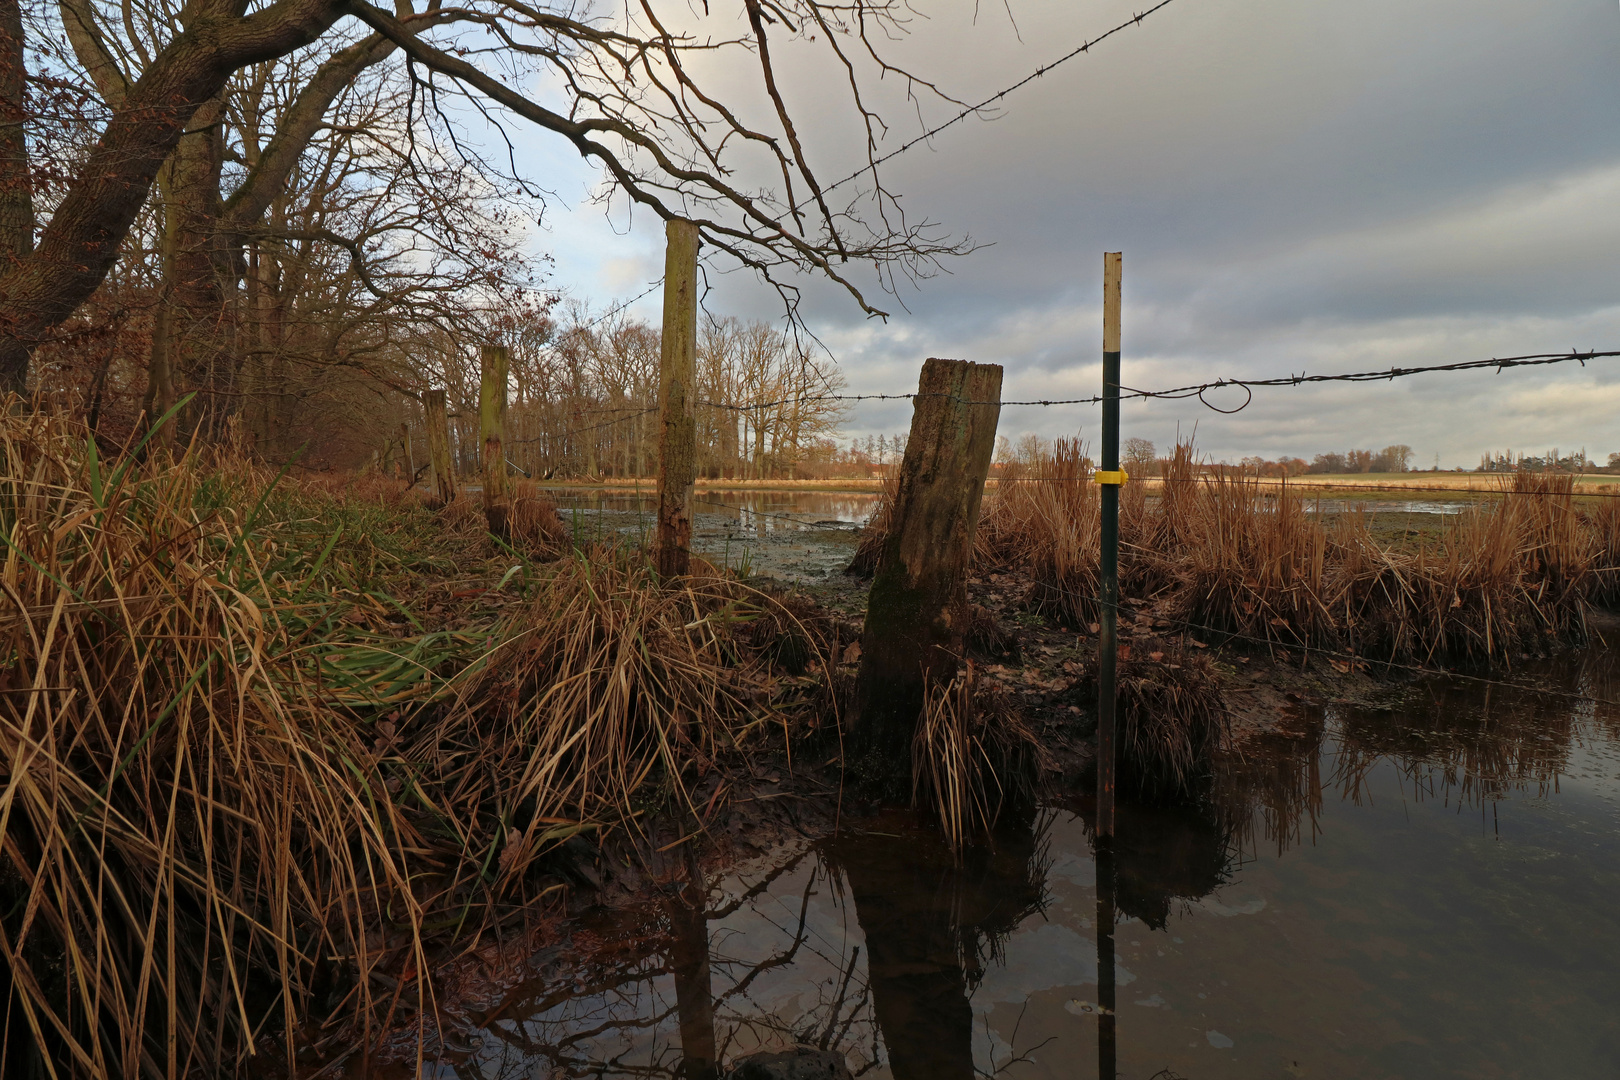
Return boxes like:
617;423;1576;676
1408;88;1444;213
1094;470;1129;486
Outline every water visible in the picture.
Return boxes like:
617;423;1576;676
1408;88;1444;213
537;487;1485;583
425;646;1620;1080
542;487;880;580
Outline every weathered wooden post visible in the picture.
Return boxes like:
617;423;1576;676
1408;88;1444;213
398;421;412;482
654;218;700;577
1096;252;1124;841
481;343;510;537
424;388;457;505
852;358;1003;773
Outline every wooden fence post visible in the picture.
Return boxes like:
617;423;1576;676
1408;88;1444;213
424;388;456;505
654;218;700;577
481;344;510;537
852;357;1003;770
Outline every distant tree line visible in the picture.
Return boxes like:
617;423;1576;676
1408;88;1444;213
1477;449;1593;473
490;308;848;481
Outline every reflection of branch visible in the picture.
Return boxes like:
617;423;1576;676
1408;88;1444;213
817;943;860;1049
707;844;809;919
976;1000;1058;1077
715;867;815;1005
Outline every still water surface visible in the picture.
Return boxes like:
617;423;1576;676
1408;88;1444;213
539;488;1478;582
434;646;1620;1080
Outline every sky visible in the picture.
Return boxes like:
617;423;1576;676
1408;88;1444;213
506;0;1620;468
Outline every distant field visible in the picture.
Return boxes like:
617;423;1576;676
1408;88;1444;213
540;476;888;493
1132;472;1620;498
1283;472;1620;491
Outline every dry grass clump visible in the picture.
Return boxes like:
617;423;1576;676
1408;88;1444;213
976;438;1100;624
1093;439;1594;665
1155;469;1334;651
1113;646;1229;798
0;407;827;1078
911;665;1044;851
846;473;898;577
508;478;570;554
435;558;832;879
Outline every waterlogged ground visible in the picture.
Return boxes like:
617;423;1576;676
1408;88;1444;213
403;646;1620;1080
544;488;878;582
540;487;1486;585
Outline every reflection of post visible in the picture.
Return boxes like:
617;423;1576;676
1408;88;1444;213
1095;838;1118;1080
837;833;976;1080
670;853;718;1080
830;817;1045;1080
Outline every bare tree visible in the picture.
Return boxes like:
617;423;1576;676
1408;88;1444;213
0;0;973;398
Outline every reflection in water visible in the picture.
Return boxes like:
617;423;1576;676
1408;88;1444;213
442;648;1620;1079
542;488;879;580
824;812;1050;1080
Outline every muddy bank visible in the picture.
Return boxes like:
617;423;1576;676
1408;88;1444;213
343;547;1456;1073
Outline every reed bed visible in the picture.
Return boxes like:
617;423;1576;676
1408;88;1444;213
976;438;1100;624
864;437;1620;667
0;409;826;1077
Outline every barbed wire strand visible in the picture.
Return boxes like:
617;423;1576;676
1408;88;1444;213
823;0;1181;195
693;349;1619;415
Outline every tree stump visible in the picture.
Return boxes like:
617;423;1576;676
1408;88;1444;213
852;358;1002;778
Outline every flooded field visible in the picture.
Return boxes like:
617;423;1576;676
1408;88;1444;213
544;487;881;580
542;487;1485;583
417;646;1620;1079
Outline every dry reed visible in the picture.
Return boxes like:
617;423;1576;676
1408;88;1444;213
0;407;826;1077
976;438;1100;624
911;665;1042;851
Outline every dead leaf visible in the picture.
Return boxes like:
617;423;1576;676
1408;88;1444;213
1149;651;1165;662
1117;645;1132;661
496;828;522;875
1088;623;1100;634
842;641;862;664
1189;639;1207;649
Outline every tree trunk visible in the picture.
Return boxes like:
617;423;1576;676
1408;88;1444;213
0;0;342;394
480;344;509;537
0;0;34;267
424;388;456;504
168;97;228;437
852;358;1002;776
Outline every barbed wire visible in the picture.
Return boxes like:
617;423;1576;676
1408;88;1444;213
823;0;1181;196
569;279;665;332
510;405;658;445
691;348;1619;416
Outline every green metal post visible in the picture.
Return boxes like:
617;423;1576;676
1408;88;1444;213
1098;251;1122;840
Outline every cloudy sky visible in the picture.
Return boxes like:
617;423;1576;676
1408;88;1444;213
515;0;1620;468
